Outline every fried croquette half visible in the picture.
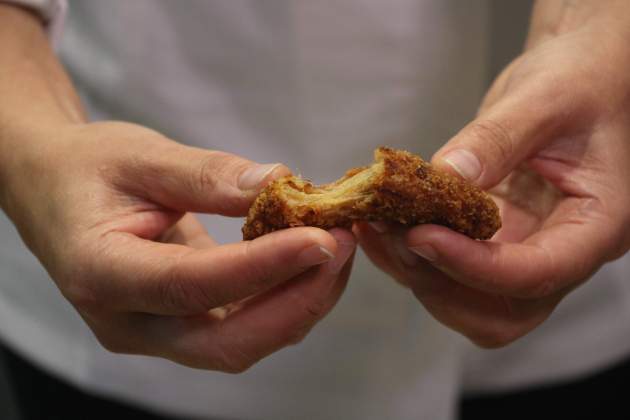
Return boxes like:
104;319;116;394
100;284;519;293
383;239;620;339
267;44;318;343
242;147;501;240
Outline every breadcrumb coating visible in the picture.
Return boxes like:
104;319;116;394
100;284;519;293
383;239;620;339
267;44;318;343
242;147;501;240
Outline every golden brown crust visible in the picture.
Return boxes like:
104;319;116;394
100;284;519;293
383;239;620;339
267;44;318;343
242;147;501;240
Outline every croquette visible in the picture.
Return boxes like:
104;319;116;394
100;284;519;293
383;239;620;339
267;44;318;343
242;147;501;240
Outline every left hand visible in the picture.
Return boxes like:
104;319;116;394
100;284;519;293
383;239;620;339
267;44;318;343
357;3;630;348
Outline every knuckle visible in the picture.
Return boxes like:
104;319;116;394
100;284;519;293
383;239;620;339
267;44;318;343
484;248;556;300
221;359;253;374
529;74;590;118
192;154;222;195
303;299;327;320
156;275;186;312
516;249;558;299
214;344;256;374
194;152;247;192
60;259;104;314
526;276;555;299
283;276;330;322
59;238;119;314
290;290;327;322
63;276;98;311
288;324;313;346
469;324;523;349
156;255;214;313
467;119;514;165
241;241;274;290
192;152;249;213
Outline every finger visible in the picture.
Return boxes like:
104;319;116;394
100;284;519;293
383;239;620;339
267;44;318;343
117;144;291;216
357;222;558;347
84;227;339;316
160;213;217;248
406;211;618;299
354;222;416;287
403;259;561;348
431;81;577;189
145;229;357;372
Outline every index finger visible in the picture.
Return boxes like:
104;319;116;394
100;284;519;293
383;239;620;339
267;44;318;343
405;212;620;299
81;227;338;316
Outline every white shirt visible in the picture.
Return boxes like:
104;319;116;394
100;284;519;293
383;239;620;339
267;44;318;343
1;1;629;419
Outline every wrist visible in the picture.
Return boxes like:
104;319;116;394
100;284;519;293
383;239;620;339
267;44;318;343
0;121;77;218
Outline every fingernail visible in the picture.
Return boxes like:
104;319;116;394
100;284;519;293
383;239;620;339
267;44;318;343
238;163;282;190
297;244;334;268
368;221;388;233
409;244;438;262
328;240;355;275
393;238;421;267
442;149;481;182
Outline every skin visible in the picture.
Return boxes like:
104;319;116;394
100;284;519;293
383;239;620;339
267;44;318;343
358;0;630;347
0;5;357;372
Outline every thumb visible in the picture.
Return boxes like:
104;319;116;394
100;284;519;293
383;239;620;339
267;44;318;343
432;94;560;189
124;144;291;216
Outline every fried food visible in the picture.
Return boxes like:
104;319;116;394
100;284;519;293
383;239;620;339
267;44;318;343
242;147;501;240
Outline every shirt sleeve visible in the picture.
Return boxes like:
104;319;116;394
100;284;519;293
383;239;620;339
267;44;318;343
1;0;67;47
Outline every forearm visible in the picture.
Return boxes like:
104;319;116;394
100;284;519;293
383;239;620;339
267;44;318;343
0;4;84;208
526;0;630;48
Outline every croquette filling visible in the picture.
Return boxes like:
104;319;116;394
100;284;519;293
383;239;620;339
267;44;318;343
283;161;384;207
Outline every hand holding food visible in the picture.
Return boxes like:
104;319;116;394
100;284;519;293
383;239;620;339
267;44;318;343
357;7;630;347
2;118;356;372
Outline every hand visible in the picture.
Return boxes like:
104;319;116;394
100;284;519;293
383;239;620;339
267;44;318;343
2;121;356;372
357;8;630;347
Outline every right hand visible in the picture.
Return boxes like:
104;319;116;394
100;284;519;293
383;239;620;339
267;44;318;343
1;121;356;373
